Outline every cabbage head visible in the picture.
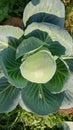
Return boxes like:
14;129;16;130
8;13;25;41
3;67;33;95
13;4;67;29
0;0;73;116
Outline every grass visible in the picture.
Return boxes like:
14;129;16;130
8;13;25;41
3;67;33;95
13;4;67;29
0;0;73;130
0;106;73;130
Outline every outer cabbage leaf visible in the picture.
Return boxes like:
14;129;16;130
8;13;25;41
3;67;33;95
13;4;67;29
60;58;73;109
19;95;31;112
46;42;65;56
24;23;73;56
0;53;4;78
26;13;65;28
16;37;46;59
0;77;20;112
60;90;73;109
45;58;69;93
0;65;4;78
21;82;64;115
62;58;73;92
20;50;56;83
0;48;28;88
23;0;65;27
0;26;23;51
64;58;73;72
8;35;25;51
25;29;52;44
25;29;66;56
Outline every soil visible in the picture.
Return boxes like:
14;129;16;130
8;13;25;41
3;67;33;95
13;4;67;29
59;108;73;114
3;17;22;27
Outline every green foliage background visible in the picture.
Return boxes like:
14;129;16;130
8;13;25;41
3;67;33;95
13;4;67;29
0;0;73;130
0;0;30;23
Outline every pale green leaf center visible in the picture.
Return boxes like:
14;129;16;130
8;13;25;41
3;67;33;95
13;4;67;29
20;50;56;83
